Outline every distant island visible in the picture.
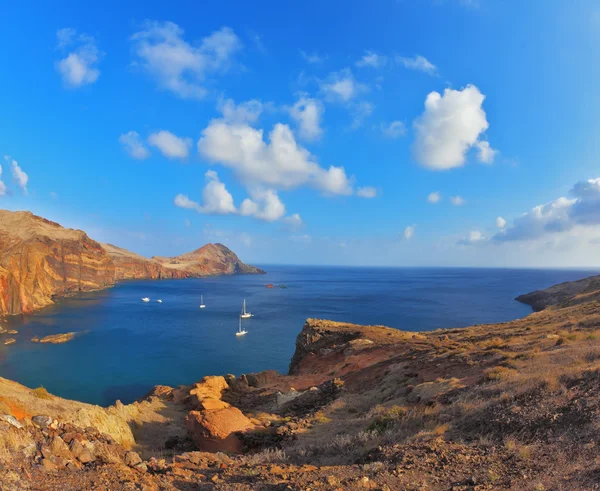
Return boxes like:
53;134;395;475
0;209;264;316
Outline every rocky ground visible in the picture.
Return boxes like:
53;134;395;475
3;278;600;489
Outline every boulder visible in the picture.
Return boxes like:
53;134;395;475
0;414;24;429
185;407;254;453
48;436;73;460
189;376;229;406
124;450;143;467
32;415;53;428
70;440;95;464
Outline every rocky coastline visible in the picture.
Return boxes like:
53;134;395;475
2;274;600;488
0;210;264;316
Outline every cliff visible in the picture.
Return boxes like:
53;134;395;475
0;210;264;315
0;211;115;315
4;277;600;487
516;273;600;311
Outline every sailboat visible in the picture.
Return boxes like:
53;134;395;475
240;299;253;318
236;316;248;336
141;297;150;302
199;295;206;309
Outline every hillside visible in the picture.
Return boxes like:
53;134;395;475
2;276;600;488
0;210;264;315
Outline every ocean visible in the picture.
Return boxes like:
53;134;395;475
0;266;597;406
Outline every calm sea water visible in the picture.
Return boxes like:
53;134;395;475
0;266;597;406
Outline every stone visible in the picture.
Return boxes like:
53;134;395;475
124;451;143;467
134;462;148;473
32;415;53;428
49;436;73;460
198;399;230;411
185;407;254;453
0;414;24;429
70;440;95;464
188;376;229;408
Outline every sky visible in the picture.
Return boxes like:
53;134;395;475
0;0;599;267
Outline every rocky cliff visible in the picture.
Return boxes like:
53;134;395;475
0;211;115;316
0;210;264;315
516;274;600;311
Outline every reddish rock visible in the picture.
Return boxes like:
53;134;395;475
185;407;254;453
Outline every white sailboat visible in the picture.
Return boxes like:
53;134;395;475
240;299;253;318
199;295;206;309
141;297;150;302
157;299;162;303
236;316;248;336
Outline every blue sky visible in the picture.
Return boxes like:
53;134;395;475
1;0;599;267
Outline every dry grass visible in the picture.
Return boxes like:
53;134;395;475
31;386;53;400
0;426;33;462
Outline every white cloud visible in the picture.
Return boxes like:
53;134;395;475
119;131;151;160
0;165;6;197
493;178;600;242
289;96;324;141
381;121;406;139
356;51;387;68
283;213;304;229
356;186;377;199
300;50;325;64
404;225;415;240
459;230;486;245
240;188;286;222
475;140;497;164
218;98;263;124
319;69;367;102
350;101;374;129
198;118;355;195
148;130;192;159
413;85;495;170
396;55;437;75
174;170;237;215
130;22;241;100
4;156;28;194
428;191;441;204
496;216;506;229
290;234;311;243
56;28;101;88
450;196;466;206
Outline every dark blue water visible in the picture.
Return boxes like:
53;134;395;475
0;266;597;406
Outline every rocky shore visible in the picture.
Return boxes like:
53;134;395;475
0;210;264;316
2;275;600;489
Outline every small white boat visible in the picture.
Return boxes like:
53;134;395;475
240;299;253;318
157;299;162;303
236;316;248;336
199;295;206;309
142;297;150;302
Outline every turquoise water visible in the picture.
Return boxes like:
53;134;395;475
0;266;597;406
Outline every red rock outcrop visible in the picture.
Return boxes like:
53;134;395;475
0;211;115;315
184;406;253;453
0;210;264;315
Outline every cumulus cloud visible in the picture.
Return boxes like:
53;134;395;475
319;69;367;102
174;170;236;215
130;22;241;100
496;216;506;229
356;186;377;199
289;96;324;141
381;121;406;139
218;98;263;124
450;196;466;206
300;50;325;64
4;156;28;194
396;55;437;75
494;178;600;242
198;118;355;195
56;28;101;88
240;188;286;222
350;101;374;129
404;225;415;240
356;51;387;68
119;131;151;160
148;130;192;159
475;140;497;164
428;191;441;204
413;85;496;170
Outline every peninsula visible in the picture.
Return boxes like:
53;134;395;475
0;210;264;316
